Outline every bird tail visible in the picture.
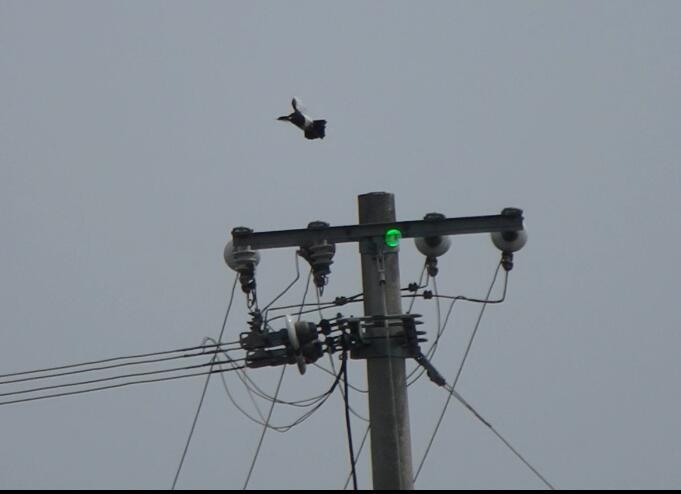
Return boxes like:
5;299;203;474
312;120;327;139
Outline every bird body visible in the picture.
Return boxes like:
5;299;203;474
277;98;326;140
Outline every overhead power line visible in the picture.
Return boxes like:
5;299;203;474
444;385;556;490
0;358;246;401
0;365;245;407
415;262;502;481
0;345;240;387
172;275;239;490
0;341;240;381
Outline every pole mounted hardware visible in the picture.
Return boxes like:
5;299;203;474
490;207;528;271
224;192;528;491
297;221;336;294
230;211;524;251
224;227;261;306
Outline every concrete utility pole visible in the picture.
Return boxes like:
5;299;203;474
228;192;525;490
358;192;414;490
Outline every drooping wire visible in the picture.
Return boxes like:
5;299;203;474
243;271;313;488
414;262;502;482
212;285;348;415
341;349;358;490
215;258;331;415
261;251;302;314
406;268;508;387
450;262;502;389
243;364;287;489
215;346;342;430
444;385;556;490
171;274;239;490
313;286;369;399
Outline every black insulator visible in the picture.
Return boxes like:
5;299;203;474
296;321;319;345
426;256;439;277
299;222;336;290
248;310;263;332
501;251;514;271
319;319;332;335
302;341;324;363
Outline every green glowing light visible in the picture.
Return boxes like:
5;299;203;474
384;228;402;248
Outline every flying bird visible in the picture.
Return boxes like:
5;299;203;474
277;98;326;140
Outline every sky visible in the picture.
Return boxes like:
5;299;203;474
1;0;680;489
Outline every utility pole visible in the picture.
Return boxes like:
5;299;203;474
357;192;414;490
226;192;525;490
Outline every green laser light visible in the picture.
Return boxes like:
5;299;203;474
384;228;402;248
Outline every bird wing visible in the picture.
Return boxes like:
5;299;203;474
291;97;307;113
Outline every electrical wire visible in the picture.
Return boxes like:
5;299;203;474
341;350;358;490
243;270;312;488
406;268;508;387
0;341;239;381
414;262;502;482
265;293;364;314
171;274;238;490
444;385;556;490
264;294;364;326
243;364;287;489
217;353;346;433
0;357;245;400
343;424;370;490
217;364;338;430
313;361;369;401
406;275;443;386
406;262;428;315
261;251;302;313
208;337;332;410
0;365;245;407
0;345;240;387
450;262;503;390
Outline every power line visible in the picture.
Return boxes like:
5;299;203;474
344;424;370;490
243;364;286;489
414;262;502;482
171;275;239;490
216;358;343;431
261;251;302;313
0;345;239;387
341;350;359;490
406;269;509;387
0;341;240;381
0;357;244;400
0;365;244;407
444;385;556;490
406;262;429;315
243;270;312;489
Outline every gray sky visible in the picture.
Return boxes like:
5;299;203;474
1;0;680;489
